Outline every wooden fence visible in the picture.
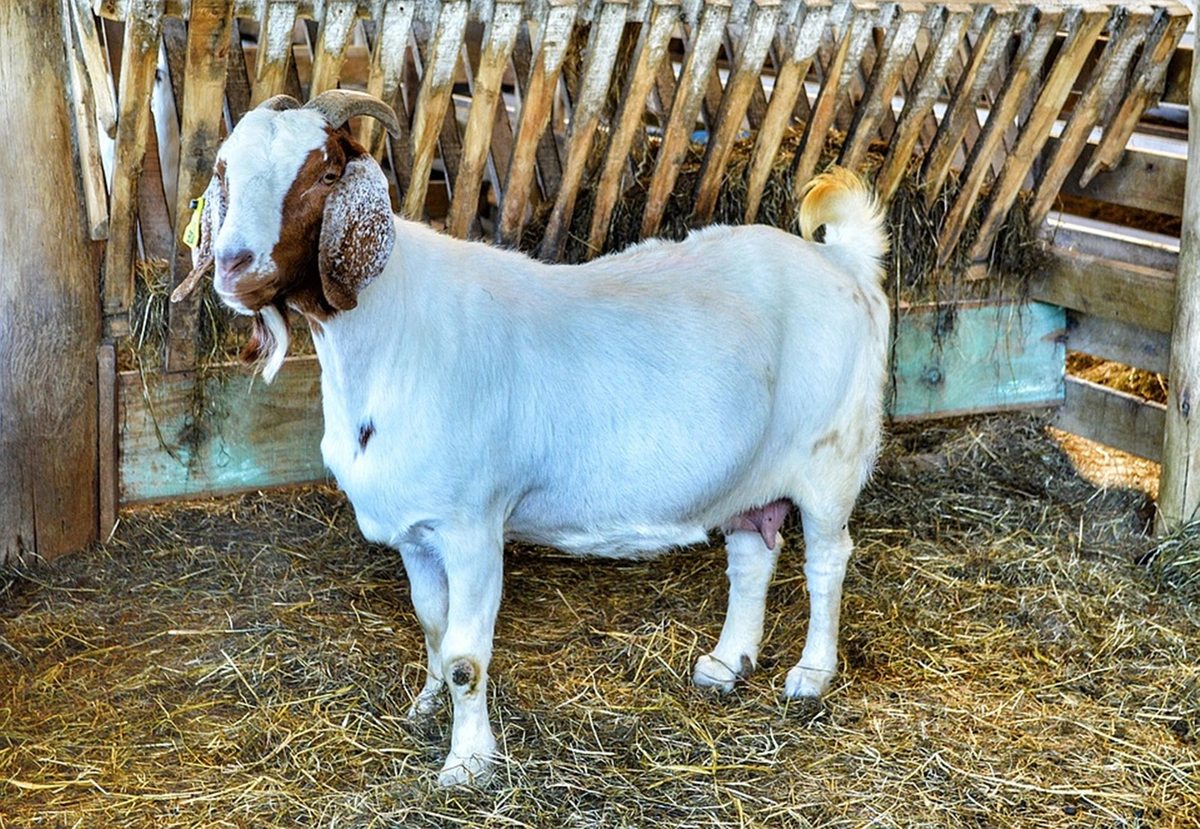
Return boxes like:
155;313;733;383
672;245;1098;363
5;0;1198;560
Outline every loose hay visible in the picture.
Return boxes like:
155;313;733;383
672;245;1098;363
3;413;1198;827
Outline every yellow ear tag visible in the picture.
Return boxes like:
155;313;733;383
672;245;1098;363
182;196;205;249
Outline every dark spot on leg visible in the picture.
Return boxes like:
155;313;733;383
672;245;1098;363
450;658;477;691
358;420;375;454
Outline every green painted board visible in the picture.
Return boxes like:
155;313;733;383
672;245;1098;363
890;300;1066;420
119;356;329;504
118;301;1067;504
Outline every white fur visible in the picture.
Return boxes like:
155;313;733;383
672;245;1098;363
212;107;890;785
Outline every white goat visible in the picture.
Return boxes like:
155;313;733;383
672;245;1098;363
183;91;891;785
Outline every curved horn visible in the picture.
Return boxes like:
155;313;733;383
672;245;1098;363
302;90;401;138
257;94;303;112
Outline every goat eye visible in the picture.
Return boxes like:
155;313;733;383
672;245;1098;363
322;171;340;185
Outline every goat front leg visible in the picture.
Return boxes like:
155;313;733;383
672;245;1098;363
693;528;781;692
430;523;504;786
399;543;449;718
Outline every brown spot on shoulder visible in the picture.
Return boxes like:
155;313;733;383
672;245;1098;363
813;430;842;452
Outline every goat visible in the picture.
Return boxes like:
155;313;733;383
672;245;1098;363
182;90;891;785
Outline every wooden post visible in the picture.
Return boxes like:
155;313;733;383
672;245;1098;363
1157;39;1200;534
0;1;101;563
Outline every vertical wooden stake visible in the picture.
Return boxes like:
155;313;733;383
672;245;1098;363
1157;38;1200;534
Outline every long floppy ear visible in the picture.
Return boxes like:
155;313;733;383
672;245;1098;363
318;155;396;312
171;172;226;303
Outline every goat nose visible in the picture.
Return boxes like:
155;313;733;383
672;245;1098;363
216;248;253;277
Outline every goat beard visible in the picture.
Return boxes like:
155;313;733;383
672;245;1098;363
241;302;290;384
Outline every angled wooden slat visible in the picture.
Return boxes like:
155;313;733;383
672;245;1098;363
361;0;417;156
540;0;630;258
497;0;579;244
936;5;1063;264
789;2;876;196
250;0;297;106
447;1;524;238
587;0;681;256
639;0;731;239
690;0;780;224
876;4;971;202
103;0;164;325
838;0;923;173
68;0;118;136
742;3;828;223
967;3;1109;262
1028;7;1151;226
64;0;111;239
225;18;252;123
1080;4;1190;186
921;4;1017;205
402;0;470;220
166;0;235;371
309;0;358;97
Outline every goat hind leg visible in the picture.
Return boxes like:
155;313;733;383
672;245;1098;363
693;529;781;693
785;508;853;698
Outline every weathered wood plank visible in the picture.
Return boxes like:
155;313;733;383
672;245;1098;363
118;360;328;504
103;0;164;324
690;0;780;224
64;2;112;240
640;0;730;239
890;300;1066;421
1028;9;1151;227
742;3;827;223
68;0;118;136
1056;141;1186;220
447;3;523;238
1067;310;1171;376
539;0;628;258
309;0;357;97
839;0;923;173
1056;375;1166;463
361;0;416;156
403;0;470;220
587;0;680;256
1158;32;1200;532
250;0;297;106
1081;4;1190;187
921;4;1016;204
1029;247;1176;335
937;5;1063;263
497;0;579;244
166;0;235;372
789;3;875;197
967;4;1108;262
876;4;971;202
98;343;118;540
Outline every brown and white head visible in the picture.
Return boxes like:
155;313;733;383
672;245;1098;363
183;90;401;382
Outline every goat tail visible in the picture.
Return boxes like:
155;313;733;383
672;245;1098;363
799;166;889;285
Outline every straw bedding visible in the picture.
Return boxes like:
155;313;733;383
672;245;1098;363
3;413;1198;827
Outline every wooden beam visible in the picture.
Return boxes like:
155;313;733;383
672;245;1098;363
1029;247;1176;335
1056;141;1186;220
1057;376;1166;463
1066;310;1172;376
1158;36;1200;533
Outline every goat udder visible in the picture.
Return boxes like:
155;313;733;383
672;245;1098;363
723;499;792;549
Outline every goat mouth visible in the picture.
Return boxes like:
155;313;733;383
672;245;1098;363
214;283;275;316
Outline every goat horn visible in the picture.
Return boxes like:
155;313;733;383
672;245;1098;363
302;90;401;138
257;94;302;111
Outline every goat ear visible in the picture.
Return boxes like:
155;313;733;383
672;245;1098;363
172;174;225;302
318;156;395;312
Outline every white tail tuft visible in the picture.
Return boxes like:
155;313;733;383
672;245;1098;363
799;167;888;286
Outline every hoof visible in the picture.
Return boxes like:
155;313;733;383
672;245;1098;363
784;663;834;698
407;688;443;719
437;751;495;787
692;653;750;694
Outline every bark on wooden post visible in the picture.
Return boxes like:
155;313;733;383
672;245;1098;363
0;1;101;563
1157;39;1200;534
